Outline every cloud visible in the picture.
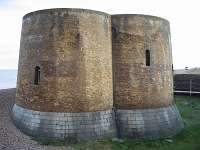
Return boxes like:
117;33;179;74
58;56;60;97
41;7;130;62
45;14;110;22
1;0;200;69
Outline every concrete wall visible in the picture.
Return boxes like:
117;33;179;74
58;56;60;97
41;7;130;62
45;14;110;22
16;8;113;112
112;14;174;109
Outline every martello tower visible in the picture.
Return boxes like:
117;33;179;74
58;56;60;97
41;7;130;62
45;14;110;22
12;8;183;140
13;8;116;139
112;15;183;138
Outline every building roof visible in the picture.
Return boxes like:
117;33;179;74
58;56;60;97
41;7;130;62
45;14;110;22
174;68;200;75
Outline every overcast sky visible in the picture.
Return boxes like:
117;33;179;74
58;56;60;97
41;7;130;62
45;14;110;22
0;0;199;69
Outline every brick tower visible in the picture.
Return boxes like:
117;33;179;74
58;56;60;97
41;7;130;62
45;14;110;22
12;8;116;140
112;14;183;139
12;9;183;140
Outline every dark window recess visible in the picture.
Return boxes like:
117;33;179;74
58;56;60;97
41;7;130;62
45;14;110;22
146;49;150;66
112;27;117;38
34;66;40;85
76;33;80;40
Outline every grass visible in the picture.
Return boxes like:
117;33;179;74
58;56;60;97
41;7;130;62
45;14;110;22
32;95;200;150
32;137;66;146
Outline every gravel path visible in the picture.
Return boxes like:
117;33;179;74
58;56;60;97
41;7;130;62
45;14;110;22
0;88;76;150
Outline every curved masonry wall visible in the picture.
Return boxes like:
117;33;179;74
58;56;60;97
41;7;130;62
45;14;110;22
116;105;184;139
16;8;113;113
12;104;183;140
12;104;116;139
13;10;184;140
111;14;183;139
13;8;114;140
112;14;174;109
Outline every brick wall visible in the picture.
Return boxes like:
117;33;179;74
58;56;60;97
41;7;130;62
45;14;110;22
16;9;113;112
13;10;183;140
112;15;174;109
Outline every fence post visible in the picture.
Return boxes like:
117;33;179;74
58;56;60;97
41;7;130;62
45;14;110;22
190;79;192;96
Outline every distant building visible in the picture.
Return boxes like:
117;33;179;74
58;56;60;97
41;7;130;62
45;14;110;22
174;68;200;95
12;8;183;140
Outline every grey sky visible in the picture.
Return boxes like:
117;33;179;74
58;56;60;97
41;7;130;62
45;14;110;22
0;0;199;69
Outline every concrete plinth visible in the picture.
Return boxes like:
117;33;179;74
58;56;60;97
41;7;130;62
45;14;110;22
115;105;184;139
12;104;116;140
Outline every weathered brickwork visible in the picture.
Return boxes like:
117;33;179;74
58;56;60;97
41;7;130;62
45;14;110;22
13;9;183;140
16;8;113;112
112;15;174;109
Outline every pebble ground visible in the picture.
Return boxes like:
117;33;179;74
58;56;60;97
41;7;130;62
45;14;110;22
0;88;75;150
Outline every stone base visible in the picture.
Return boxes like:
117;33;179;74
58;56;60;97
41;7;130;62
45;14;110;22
12;104;184;140
115;105;184;139
12;104;116;140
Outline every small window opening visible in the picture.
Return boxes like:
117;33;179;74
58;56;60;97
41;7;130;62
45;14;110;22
34;66;40;85
112;27;117;38
146;49;150;66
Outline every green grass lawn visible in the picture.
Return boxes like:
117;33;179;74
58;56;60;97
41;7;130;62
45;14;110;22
33;95;200;150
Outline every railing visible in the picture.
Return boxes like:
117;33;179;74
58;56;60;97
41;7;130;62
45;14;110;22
174;90;200;96
174;79;200;96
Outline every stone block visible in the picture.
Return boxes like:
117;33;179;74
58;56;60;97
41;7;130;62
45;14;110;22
12;104;116;140
115;105;184;139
